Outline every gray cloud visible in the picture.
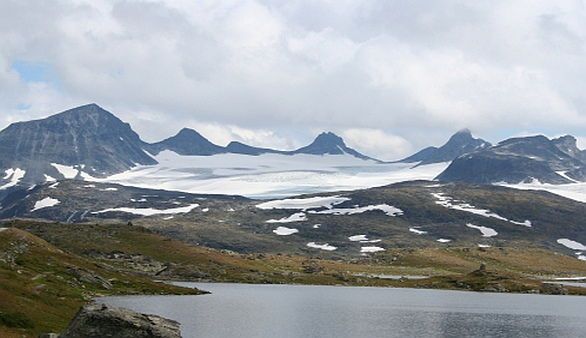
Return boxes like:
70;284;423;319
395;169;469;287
1;0;586;160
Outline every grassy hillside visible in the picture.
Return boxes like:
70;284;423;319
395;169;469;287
0;227;200;337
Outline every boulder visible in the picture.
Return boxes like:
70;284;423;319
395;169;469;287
60;303;181;338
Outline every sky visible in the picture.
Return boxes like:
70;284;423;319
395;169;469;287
1;0;586;161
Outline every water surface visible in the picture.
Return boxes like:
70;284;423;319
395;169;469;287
101;283;586;338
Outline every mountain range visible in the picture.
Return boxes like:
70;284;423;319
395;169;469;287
0;104;376;188
0;103;585;193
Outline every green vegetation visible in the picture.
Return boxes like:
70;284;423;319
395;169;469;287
0;226;201;337
2;219;586;336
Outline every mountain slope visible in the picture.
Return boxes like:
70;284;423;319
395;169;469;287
224;141;285;155
147;128;225;156
437;135;586;184
5;179;586;261
291;132;378;161
401;129;491;165
0;104;156;186
0;226;199;337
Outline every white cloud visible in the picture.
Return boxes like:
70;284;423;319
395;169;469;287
184;122;299;150
341;128;412;160
1;0;586;151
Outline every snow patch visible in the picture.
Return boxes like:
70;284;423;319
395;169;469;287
361;246;385;253
44;175;57;183
273;226;299;236
478;244;491;248
307;242;337;251
432;193;531;227
308;204;403;217
1;168;26;190
266;212;308;223
51;163;78;179
409;228;427;235
349;235;368;242
312;224;321;229
93;203;200;216
31;197;60;212
437;238;451;243
257;195;350;211
557;238;586;251
466;223;498;237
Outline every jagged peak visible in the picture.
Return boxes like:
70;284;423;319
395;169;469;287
311;131;345;145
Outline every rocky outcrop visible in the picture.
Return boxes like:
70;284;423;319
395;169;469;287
400;129;491;165
60;303;181;338
437;135;586;184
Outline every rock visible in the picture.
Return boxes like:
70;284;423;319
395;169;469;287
540;283;568;295
38;333;60;338
66;266;112;289
61;303;181;338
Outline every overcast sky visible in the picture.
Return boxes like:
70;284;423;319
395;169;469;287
1;0;586;160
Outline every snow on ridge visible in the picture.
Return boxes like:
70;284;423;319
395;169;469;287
348;234;382;243
44;174;57;183
349;235;368;242
51;163;79;179
409;228;427;235
273;226;299;236
466;223;498;237
266;212;307;223
308;204;403;217
557;238;586;251
361;246;385;253
431;193;531;227
31;197;60;212
256;196;350;211
1;168;26;190
307;242;337;251
93;203;200;216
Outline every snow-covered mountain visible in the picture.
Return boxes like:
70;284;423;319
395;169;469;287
400;129;491;165
0;104;382;197
0;104;156;187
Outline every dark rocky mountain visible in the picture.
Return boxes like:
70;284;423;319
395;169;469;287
437;135;586;184
224;141;285;155
0;105;381;195
290;132;378;161
400;129;491;165
0;104;156;186
147;128;225;156
553;135;586;162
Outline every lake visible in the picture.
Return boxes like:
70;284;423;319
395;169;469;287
100;283;586;338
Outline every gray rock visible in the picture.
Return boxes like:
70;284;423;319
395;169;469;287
0;103;156;185
400;129;491;165
437;135;586;184
61;303;182;338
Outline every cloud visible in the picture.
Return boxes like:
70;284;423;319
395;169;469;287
341;128;413;160
1;0;586;152
183;121;299;150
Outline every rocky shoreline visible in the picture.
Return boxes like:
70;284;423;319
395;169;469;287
42;303;182;338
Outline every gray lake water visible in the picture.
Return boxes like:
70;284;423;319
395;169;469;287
100;283;586;338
